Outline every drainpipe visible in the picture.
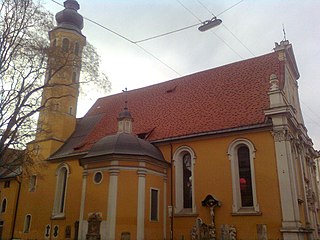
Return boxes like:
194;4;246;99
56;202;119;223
11;177;21;239
170;143;174;240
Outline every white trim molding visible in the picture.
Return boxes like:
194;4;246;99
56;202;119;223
227;138;260;214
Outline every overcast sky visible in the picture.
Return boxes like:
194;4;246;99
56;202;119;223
43;0;320;150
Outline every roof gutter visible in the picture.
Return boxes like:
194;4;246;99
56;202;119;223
151;123;273;144
47;152;88;161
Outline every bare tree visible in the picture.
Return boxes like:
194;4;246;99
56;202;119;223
0;0;110;172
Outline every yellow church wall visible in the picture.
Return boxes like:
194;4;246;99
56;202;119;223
0;179;19;240
158;130;282;240
84;170;109;219
116;170;138;238
13;159;83;240
37;110;77;144
145;173;165;240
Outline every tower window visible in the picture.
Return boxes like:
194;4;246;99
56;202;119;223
53;103;60;111
72;72;77;83
74;42;80;56
69;106;73;115
62;38;70;52
52;39;57;47
1;198;7;213
4;181;10;188
23;214;32;233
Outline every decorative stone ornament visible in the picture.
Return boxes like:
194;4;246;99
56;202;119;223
269;74;279;91
256;224;268;240
221;224;237;240
191;218;212;240
86;212;102;240
191;195;221;240
121;232;131;240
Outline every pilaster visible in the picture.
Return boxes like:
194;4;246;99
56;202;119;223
163;175;167;240
106;168;119;240
137;169;146;240
78;170;88;239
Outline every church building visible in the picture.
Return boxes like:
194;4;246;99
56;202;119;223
0;0;319;240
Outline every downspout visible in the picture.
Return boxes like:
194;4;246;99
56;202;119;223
11;177;21;239
170;143;174;240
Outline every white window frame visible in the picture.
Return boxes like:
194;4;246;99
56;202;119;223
52;163;70;218
227;138;260;214
23;214;32;233
93;171;103;184
173;146;196;214
150;188;160;222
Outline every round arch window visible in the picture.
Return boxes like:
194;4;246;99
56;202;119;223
93;172;103;184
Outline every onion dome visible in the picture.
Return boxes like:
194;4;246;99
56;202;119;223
55;0;84;33
82;133;165;161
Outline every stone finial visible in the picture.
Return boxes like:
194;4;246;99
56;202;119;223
274;40;290;52
269;74;279;91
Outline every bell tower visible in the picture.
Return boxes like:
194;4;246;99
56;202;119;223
35;0;86;157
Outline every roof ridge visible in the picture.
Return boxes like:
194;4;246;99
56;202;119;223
93;51;277;104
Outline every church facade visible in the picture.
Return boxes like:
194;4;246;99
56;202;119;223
0;1;319;240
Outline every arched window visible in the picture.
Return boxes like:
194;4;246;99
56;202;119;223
183;153;192;208
173;146;196;214
228;139;259;214
23;214;32;233
1;198;7;213
52;39;57;47
53;164;69;217
74;42;80;56
62;38;69;52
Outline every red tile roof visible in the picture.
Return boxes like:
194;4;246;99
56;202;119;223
52;50;284;158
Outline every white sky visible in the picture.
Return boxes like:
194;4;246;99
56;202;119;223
43;0;320;150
